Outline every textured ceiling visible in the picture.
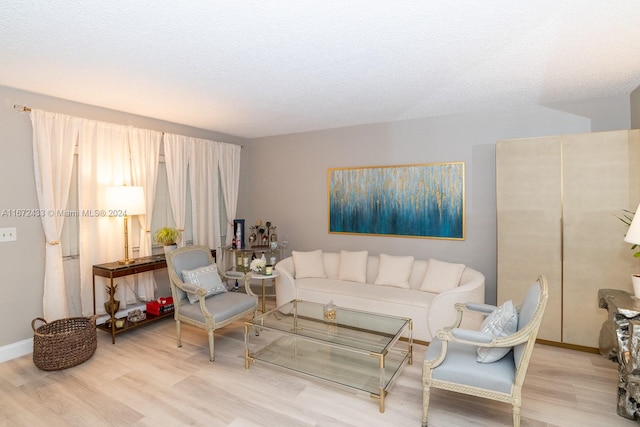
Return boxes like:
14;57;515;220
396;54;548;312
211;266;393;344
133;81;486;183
1;1;640;139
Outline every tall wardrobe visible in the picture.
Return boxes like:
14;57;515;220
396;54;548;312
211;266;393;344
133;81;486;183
496;129;640;349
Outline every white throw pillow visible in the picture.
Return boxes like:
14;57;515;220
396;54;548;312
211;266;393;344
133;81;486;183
292;250;327;279
476;300;518;363
420;259;465;293
374;254;414;288
182;264;227;304
338;250;368;283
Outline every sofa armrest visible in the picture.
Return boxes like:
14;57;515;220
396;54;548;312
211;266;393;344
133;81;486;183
274;257;296;307
427;270;485;339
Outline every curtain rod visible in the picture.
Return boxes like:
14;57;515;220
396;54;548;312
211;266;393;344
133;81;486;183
13;104;244;148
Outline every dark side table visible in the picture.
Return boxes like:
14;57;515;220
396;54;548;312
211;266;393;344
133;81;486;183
92;255;171;344
598;288;640;420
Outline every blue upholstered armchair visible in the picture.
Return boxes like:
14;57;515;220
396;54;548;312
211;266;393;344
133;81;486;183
166;245;258;361
422;275;549;427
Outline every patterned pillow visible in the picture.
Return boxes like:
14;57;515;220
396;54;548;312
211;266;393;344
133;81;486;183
182;264;227;304
476;300;518;363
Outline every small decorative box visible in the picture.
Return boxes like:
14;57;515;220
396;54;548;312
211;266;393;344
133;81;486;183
146;296;174;316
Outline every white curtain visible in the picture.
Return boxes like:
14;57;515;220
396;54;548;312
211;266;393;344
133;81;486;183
78;120;136;316
163;133;190;247
129;128;162;301
189;138;220;250
219;142;241;246
30;109;79;320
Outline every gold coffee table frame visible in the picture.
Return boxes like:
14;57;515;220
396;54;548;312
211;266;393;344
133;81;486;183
244;299;412;413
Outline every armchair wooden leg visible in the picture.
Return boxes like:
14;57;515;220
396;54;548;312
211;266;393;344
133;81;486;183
208;330;215;362
176;320;182;348
422;384;431;426
513;404;521;427
513;388;522;427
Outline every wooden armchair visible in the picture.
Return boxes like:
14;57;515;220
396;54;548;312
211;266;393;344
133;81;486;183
422;275;549;426
166;245;258;361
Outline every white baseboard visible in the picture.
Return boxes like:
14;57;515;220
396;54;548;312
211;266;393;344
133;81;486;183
0;338;33;363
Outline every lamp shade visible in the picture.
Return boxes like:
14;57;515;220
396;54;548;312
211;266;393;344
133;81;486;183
624;203;640;245
105;186;145;216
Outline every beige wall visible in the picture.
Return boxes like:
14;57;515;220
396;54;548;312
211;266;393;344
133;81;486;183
0;85;247;348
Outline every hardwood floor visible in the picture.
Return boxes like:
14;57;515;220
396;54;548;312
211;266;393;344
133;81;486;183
0;306;635;426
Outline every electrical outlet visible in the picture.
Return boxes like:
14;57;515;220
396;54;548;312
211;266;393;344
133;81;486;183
0;227;16;242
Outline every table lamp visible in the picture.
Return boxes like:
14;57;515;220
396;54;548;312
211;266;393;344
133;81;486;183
106;186;145;264
625;204;640;246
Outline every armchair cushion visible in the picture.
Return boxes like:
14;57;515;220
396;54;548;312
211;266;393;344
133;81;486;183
292;250;327;279
476;300;518;363
178;292;257;323
182;264;227;304
425;338;516;394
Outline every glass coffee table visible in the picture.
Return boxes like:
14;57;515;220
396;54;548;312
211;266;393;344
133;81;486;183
244;299;413;412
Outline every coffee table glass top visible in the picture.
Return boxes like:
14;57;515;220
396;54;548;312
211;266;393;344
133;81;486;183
245;299;412;412
249;299;410;354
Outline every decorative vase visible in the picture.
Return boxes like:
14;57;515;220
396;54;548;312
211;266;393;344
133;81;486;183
632;275;640;298
104;299;120;316
163;244;177;255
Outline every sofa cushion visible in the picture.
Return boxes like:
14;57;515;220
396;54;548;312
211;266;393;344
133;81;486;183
296;277;435;308
476;300;518;363
182;264;227;304
374;253;414;288
420;259;465;293
292;249;327;279
338;250;368;283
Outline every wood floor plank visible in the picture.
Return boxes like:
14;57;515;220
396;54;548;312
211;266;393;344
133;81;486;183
1;305;637;426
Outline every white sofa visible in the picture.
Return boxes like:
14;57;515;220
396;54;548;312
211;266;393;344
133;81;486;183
274;250;485;343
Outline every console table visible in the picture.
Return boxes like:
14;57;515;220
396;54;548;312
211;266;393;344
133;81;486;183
93;255;172;344
598;288;640;420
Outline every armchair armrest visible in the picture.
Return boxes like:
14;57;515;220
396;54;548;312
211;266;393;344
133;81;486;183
465;302;497;314
172;278;199;295
449;328;494;344
438;326;531;348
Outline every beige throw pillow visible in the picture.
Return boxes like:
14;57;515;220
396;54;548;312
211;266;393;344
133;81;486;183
292;250;327;279
337;250;368;283
420;258;465;293
374;253;414;288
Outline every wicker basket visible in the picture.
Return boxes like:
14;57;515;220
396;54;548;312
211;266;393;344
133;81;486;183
31;316;97;371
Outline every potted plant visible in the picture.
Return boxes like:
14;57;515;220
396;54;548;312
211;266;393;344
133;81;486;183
154;227;181;254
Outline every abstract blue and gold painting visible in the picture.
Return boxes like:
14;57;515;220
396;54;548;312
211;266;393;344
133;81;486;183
328;162;465;239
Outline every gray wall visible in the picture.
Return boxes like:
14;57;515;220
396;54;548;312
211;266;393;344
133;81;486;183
0;83;632;350
0;85;247;347
244;96;631;306
632;85;640;129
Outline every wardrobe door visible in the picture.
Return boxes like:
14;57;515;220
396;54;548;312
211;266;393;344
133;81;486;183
562;130;640;348
496;137;563;342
